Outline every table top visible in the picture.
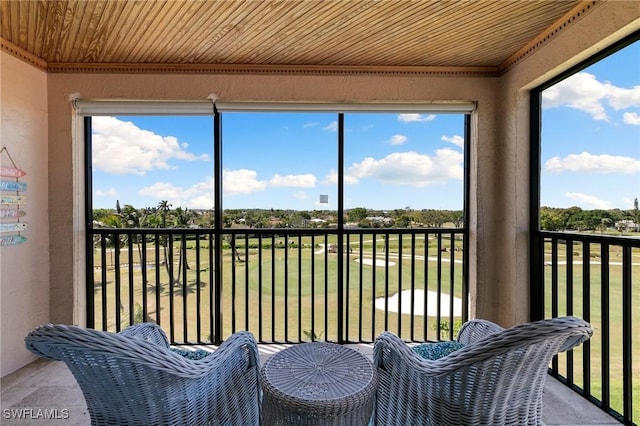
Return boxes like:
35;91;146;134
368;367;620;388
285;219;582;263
261;342;376;403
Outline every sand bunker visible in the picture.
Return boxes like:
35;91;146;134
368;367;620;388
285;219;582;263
375;289;462;317
355;258;396;267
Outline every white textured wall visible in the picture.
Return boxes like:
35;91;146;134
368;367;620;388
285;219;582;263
0;52;49;376
46;72;499;327
486;1;640;326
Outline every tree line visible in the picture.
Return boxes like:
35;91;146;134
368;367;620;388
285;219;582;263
92;199;639;232
92;201;465;229
540;199;639;232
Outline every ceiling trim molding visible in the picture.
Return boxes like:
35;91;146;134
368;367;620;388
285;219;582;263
1;38;48;71
45;62;500;77
498;0;598;73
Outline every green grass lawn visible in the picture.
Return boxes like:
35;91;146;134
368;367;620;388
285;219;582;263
92;233;465;343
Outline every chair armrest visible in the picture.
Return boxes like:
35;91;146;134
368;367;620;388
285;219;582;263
159;330;261;379
374;331;473;376
456;319;503;345
119;323;170;347
555;317;593;352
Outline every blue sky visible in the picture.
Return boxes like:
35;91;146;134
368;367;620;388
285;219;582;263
92;41;639;212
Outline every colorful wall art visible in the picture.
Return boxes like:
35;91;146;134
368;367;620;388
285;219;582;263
0;147;28;247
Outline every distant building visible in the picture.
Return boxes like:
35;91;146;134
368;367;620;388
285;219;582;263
366;216;393;225
615;220;640;232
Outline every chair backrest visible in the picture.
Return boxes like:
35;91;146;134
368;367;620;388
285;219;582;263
374;316;593;425
446;316;593;371
25;324;261;426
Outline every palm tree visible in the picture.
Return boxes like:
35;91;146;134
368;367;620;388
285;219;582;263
173;207;194;283
156;200;173;283
120;204;144;264
101;211;126;270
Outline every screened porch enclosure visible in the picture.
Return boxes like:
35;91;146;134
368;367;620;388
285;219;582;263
85;105;472;345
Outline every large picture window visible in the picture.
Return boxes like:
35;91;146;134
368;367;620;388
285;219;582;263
84;103;470;346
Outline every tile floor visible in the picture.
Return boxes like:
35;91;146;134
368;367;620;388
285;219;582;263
1;344;620;425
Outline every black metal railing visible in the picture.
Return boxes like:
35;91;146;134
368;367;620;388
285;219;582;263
533;231;638;425
88;227;468;345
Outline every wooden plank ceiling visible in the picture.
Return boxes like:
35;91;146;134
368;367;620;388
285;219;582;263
0;0;596;75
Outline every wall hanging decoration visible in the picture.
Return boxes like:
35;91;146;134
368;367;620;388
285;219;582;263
0;146;28;247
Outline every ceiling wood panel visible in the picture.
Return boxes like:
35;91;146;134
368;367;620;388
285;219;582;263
0;0;599;74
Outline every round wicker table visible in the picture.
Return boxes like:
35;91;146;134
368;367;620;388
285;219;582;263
260;342;377;425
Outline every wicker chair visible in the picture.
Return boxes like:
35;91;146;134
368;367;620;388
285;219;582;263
373;316;592;426
25;323;261;425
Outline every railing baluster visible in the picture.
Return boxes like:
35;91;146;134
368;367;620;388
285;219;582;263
284;233;289;342
383;232;389;332
566;238;574;385
208;232;214;343
231;232;237;334
345;233;350;342
601;243;610;411
621;245;632;425
410;233;416;341
436;233;442;339
258;235;264;342
182;233;188;342
310;235;316;342
195;233;201;343
141;236;148;325
168;235;174;342
397;233;402;336
297;234;302;342
128;236;134;327
155;233;161;326
423;231;429;341
245;234;250;333
114;233;121;332
324;235;328;341
271;234;276;342
100;234;108;331
357;233;364;342
536;231;638;423
582;240;591;397
449;232;455;341
372;232;377;341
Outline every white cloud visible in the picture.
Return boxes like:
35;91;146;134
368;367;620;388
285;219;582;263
92;116;209;175
542;72;640;121
323;169;359;185
137;169;322;207
138;179;215;209
346;149;463;186
606;84;640;110
223;169;268;195
623;112;640;125
269;174;317;188
324;121;338;132
303;122;320;128
441;135;464;148
389;134;408;145
544;152;640;173
398;114;436;123
565;192;612;210
95;187;117;197
139;182;184;200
